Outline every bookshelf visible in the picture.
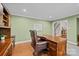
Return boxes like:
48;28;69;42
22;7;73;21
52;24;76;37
0;4;11;38
0;3;12;56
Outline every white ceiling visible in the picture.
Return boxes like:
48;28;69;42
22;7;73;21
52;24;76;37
3;3;79;21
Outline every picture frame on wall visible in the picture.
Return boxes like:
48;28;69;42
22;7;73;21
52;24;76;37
33;24;43;31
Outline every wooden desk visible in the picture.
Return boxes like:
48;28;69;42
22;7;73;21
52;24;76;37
39;35;67;56
0;38;12;56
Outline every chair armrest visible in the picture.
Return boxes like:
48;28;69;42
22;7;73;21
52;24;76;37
36;41;47;45
37;37;41;41
36;41;48;51
37;36;47;41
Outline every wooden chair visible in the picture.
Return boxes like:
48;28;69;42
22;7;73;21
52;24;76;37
29;30;48;56
11;35;15;48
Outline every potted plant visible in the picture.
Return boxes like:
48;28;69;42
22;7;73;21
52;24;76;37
0;34;5;43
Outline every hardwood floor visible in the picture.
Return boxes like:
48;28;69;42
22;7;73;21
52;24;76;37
12;42;79;56
12;42;48;56
12;42;33;56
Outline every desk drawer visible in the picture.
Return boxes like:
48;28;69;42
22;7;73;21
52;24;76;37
48;46;57;51
48;41;57;49
48;47;57;56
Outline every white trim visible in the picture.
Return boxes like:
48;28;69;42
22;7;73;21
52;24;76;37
67;40;77;45
15;40;31;45
15;40;77;46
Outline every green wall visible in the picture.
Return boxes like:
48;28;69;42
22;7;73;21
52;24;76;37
67;16;77;43
11;16;52;42
52;16;77;44
11;15;78;43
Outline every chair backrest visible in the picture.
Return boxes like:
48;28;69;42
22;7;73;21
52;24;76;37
29;30;38;49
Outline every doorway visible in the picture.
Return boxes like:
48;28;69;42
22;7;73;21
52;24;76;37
53;20;68;37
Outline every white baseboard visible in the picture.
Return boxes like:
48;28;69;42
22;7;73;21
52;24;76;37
15;40;31;45
67;40;77;45
15;40;77;46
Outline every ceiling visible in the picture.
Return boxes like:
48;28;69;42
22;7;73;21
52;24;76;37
3;3;79;21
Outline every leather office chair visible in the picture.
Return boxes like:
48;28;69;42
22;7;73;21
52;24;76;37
29;30;48;56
